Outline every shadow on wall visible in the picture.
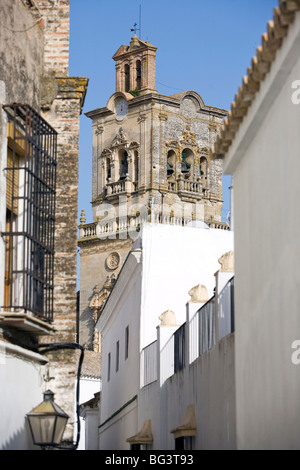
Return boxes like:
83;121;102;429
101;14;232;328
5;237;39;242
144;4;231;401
1;420;36;450
79;287;98;349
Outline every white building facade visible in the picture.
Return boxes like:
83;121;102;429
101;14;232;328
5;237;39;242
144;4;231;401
213;0;300;450
96;223;235;450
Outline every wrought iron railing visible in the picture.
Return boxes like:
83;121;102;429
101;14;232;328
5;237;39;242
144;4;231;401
2;104;57;322
218;276;234;339
142;340;157;386
199;296;216;356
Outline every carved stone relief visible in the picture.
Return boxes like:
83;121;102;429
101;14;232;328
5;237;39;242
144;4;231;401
89;274;117;352
106;251;121;270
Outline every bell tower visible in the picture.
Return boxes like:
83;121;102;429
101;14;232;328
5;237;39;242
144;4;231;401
113;35;157;95
78;37;228;351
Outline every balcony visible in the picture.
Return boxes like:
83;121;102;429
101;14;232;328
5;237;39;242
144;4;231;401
168;177;209;200
2;104;57;329
78;215;229;243
105;178;137;201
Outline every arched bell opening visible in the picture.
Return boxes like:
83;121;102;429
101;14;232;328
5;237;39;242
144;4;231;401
181;148;193;178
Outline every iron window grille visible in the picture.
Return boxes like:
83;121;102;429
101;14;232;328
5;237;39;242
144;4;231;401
2;104;57;323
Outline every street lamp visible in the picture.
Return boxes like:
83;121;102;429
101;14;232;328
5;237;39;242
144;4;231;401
26;390;69;449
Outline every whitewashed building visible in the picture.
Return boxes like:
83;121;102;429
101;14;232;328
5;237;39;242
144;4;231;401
95;223;235;450
213;0;300;450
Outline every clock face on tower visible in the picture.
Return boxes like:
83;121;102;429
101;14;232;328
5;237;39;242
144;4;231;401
115;98;128;121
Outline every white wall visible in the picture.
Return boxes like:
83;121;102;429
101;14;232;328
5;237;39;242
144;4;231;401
0;341;47;450
78;377;101;450
137;328;236;450
166;333;235;450
97;251;142;449
99;398;138;450
224;12;300;450
97;223;234;450
140;223;234;349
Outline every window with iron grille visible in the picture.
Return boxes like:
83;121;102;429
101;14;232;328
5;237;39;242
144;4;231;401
2;104;57;323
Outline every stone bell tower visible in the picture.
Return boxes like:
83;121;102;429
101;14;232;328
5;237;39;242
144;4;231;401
78;36;228;350
113;34;157;95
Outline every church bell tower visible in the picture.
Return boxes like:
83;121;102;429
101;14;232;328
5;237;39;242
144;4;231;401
78;36;228;350
113;34;157;96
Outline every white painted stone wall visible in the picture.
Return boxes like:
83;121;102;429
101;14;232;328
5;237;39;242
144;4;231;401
78;377;101;450
97;223;234;449
223;11;300;450
140;223;234;349
0;342;47;450
97;251;142;449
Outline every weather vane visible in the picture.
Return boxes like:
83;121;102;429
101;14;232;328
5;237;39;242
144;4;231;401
131;22;139;35
130;3;142;38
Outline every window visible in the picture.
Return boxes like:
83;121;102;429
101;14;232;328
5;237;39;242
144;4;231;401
136;60;141;90
125;64;130;93
3;105;57;322
116;341;119;372
125;325;129;360
108;352;111;381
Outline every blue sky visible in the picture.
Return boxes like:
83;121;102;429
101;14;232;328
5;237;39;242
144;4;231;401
69;0;278;226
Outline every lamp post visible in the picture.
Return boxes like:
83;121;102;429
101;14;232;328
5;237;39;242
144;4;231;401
26;390;69;449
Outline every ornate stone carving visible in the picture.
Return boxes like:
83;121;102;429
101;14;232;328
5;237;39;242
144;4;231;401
159;112;168;122
180;130;198;148
106;251;121;270
101;148;112;158
158;309;178;327
218;250;234;272
95;123;104;135
138;113;147;123
111;127;128;147
128;141;140;150
89;275;116;316
89;274;116;352
188;284;209;303
166;140;180;151
89;275;117;352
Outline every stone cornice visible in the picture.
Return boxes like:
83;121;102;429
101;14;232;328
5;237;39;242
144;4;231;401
85;90;227;120
56;77;89;111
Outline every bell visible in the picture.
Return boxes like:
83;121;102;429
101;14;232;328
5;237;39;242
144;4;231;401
167;162;174;176
181;153;190;173
120;153;128;179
